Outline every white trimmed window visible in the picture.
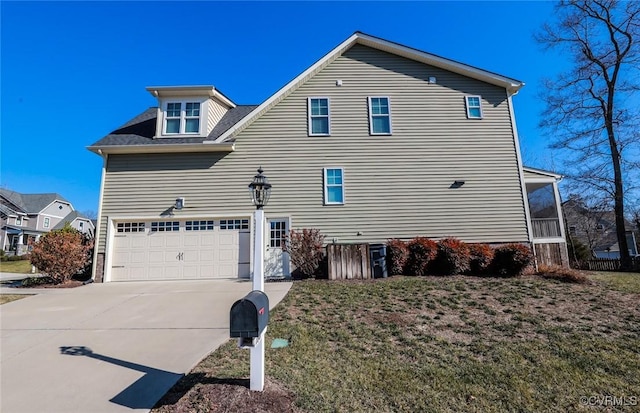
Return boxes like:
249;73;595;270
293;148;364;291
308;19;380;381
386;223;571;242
220;219;249;230
465;96;483;119
323;167;345;205
163;101;201;134
117;222;145;233
368;97;392;135
15;216;22;226
44;217;50;228
151;221;180;232
308;98;330;135
186;220;214;231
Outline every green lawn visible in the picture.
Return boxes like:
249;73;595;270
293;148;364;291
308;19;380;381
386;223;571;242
587;271;640;294
154;274;640;412
0;294;31;305
0;260;33;274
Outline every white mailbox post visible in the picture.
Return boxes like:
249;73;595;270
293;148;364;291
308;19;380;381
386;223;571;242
247;167;272;391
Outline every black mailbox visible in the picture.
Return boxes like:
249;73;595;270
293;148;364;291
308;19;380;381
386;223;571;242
230;290;269;338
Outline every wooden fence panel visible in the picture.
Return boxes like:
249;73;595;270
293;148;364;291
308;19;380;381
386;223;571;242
581;257;640;272
327;244;371;280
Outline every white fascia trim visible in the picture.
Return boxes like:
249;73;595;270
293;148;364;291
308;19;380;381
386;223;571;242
214;33;361;143
508;95;533;244
146;85;236;108
87;143;235;155
523;166;563;180
355;33;524;94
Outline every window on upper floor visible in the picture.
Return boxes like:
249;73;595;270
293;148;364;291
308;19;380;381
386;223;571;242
44;217;50;228
15;216;22;226
323;167;345;205
465;96;483;119
368;97;392;135
79;222;84;230
308;98;330;135
163;101;201;135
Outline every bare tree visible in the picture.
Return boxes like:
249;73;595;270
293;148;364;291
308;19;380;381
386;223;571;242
536;0;640;269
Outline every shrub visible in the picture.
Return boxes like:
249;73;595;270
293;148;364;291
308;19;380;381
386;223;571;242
21;276;55;287
468;243;494;275
28;224;94;285
282;228;326;278
7;255;29;261
430;238;471;275
406;237;437;276
491;243;533;277
386;239;409;275
537;264;589;284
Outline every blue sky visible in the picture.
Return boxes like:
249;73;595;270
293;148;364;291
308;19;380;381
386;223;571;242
1;1;563;213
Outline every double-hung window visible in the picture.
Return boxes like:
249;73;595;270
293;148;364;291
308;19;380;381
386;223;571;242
43;217;50;228
308;97;330;135
323;167;345;205
368;97;392;135
465;96;483;119
164;101;201;134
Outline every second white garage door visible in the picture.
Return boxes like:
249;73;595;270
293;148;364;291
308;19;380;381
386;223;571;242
110;218;250;281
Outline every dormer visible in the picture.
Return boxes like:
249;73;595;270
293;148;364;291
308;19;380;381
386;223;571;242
146;86;236;139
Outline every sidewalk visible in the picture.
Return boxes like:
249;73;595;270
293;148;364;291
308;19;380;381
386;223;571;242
0;271;41;282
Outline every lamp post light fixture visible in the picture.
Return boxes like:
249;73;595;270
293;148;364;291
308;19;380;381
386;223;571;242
248;167;272;209
247;167;271;392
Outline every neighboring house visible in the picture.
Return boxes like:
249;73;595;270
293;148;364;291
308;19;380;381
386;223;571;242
88;32;568;283
0;189;95;255
563;198;639;259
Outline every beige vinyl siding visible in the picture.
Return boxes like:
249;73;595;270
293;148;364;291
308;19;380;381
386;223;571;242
206;97;230;135
98;44;528;253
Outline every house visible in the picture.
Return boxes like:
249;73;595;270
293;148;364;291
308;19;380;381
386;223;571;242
88;32;569;283
0;189;95;255
563;198;639;258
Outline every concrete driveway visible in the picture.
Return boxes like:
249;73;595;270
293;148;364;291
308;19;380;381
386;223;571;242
0;279;292;413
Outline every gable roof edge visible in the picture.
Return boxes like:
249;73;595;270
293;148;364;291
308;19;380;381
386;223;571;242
215;32;525;143
214;33;360;143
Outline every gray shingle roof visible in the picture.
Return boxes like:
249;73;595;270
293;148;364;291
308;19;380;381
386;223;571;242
89;105;258;147
51;211;86;230
0;189;69;214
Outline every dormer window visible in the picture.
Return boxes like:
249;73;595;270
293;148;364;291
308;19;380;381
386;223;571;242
163;101;201;135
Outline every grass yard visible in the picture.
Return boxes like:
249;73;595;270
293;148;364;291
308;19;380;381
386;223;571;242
0;294;31;305
0;259;33;274
154;273;640;412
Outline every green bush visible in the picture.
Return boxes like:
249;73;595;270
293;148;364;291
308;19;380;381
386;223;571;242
7;255;28;261
21;276;54;287
491;243;533;277
386;239;409;275
430;238;471;275
468;243;494;275
406;237;437;276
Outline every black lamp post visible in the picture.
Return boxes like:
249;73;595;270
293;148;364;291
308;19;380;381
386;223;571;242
248;167;272;210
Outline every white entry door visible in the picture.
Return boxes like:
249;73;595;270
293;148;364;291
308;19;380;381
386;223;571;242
265;218;290;278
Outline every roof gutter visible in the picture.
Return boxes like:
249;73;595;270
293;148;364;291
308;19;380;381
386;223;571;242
87;143;235;155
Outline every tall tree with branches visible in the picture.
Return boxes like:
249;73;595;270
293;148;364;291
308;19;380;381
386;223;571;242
536;0;640;269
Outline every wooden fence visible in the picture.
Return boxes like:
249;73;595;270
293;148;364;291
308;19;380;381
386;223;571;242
580;257;640;272
327;244;371;280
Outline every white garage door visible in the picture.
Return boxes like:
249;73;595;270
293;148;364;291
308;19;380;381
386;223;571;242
110;218;250;281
